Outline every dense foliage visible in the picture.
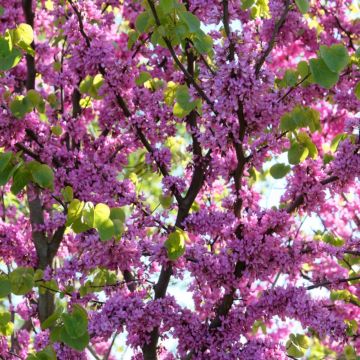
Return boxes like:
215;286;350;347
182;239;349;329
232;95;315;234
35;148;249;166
0;0;359;359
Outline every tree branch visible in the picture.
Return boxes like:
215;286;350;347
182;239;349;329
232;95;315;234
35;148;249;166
232;101;247;218
146;0;214;110
185;173;340;357
103;332;118;360
21;0;58;325
255;0;291;77
222;0;235;61
306;275;360;290
68;0;91;47
142;24;212;360
285;175;339;213
22;0;35;90
15;143;41;162
67;0;184;203
277;74;310;103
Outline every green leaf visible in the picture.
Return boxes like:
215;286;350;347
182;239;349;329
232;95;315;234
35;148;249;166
66;199;84;226
319;44;350;73
159;194;173;209
292;109;312;129
34;269;43;282
330;290;360;306
110;207;126;222
286;333;309;358
14;23;33;45
252;319;266;334
180;22;194;38
283;70;298;87
90;74;104;98
10;96;31;119
0;312;13;336
82;201;94;227
92;74;103;90
241;0;255;10
60;326;89;351
135;11;151;33
322;232;344;247
286;341;304;358
41;305;64;330
61;186;73;202
331;290;350;301
344;345;357;360
354;81;360;100
79;75;92;94
26;354;37;359
330;133;347;152
36;280;58;297
0;6;4;16
27;346;57;360
0;276;11;298
175;85;194;111
31;163;54;189
63;306;88;339
97;218;115;241
298;132;318;159
280;113;296;132
0;161;17;186
37;100;45;114
193;34;213;54
11;165;31;195
127;29;139;49
297;61;309;78
173;85;197;118
47;93;58;108
179;11;201;32
94;203;110;228
0;152;12;173
72;217;91;234
345;319;358;337
269;163;290;179
295;0;309;14
280;106;320;133
79;75;104;99
0;37;22;71
27;90;41;106
173;102;189;118
164;81;178;106
323;153;334;165
164;228;187;260
305;107;321;133
159;0;176;14
135;71;152;86
309;58;339;89
0;312;11;325
9;267;34;295
113;219;124;240
92;269;114;288
296;334;310;349
257;0;270;17
288;142;309;165
17;40;35;56
49;325;62;343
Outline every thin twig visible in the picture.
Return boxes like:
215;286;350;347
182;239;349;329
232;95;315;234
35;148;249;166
277;73;310;103
103;332;119;360
306;275;360;290
87;345;101;360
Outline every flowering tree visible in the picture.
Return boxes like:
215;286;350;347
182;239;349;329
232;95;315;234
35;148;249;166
0;0;359;358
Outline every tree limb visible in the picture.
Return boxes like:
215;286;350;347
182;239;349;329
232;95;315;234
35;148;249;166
255;0;291;77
